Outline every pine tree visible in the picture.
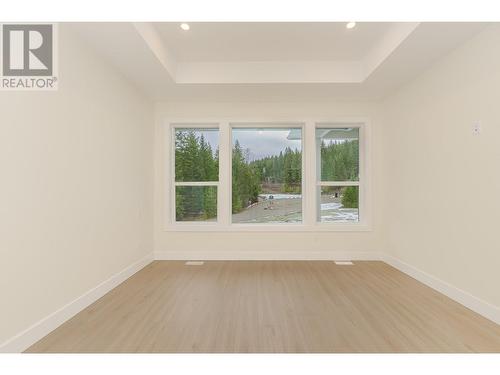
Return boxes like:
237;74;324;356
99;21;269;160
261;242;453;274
175;130;218;220
232;140;243;213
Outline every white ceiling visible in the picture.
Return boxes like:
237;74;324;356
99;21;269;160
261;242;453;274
155;22;394;62
70;22;488;102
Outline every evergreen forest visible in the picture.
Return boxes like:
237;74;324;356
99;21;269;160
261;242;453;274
175;130;359;221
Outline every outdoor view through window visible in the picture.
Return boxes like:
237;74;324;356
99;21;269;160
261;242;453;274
173;125;361;225
317;127;360;222
175;128;219;222
232;128;302;224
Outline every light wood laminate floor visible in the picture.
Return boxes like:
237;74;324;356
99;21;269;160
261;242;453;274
26;261;500;353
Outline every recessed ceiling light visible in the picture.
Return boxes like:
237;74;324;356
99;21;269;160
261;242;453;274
180;23;190;31
346;22;356;29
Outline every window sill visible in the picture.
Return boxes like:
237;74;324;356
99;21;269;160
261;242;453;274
164;223;372;232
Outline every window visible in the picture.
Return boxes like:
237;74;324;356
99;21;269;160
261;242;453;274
316;127;360;222
174;127;219;222
167;120;368;231
231;127;302;224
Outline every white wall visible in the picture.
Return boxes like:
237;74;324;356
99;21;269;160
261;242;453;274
154;101;386;258
0;25;153;345
381;25;500;308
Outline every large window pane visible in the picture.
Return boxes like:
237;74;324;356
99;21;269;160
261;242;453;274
317;127;359;181
176;186;217;222
319;186;359;222
231;127;302;224
175;128;219;182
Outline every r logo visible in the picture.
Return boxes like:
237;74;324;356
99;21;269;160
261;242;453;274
2;24;53;76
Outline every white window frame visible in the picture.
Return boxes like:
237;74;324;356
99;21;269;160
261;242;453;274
230;122;306;228
169;123;220;226
164;118;371;232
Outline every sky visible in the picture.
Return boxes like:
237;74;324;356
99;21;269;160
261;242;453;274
232;129;301;161
176;128;302;161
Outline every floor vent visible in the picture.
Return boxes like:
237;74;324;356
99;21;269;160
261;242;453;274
334;261;354;265
185;261;205;266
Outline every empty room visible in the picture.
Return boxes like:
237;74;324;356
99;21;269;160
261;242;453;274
2;1;500;372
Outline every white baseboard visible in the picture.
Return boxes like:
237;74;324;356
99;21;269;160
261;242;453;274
154;250;382;261
381;254;500;326
0;253;154;353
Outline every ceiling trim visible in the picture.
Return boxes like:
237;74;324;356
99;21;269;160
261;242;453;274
176;61;364;84
133;22;178;80
362;22;419;76
70;22;488;101
132;22;420;84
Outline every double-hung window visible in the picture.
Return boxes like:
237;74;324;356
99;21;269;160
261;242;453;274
316;126;361;223
173;126;219;223
168;121;368;230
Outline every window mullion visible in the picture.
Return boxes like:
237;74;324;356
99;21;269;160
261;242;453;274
218;121;231;226
318;181;360;187
174;181;219;187
304;121;317;225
